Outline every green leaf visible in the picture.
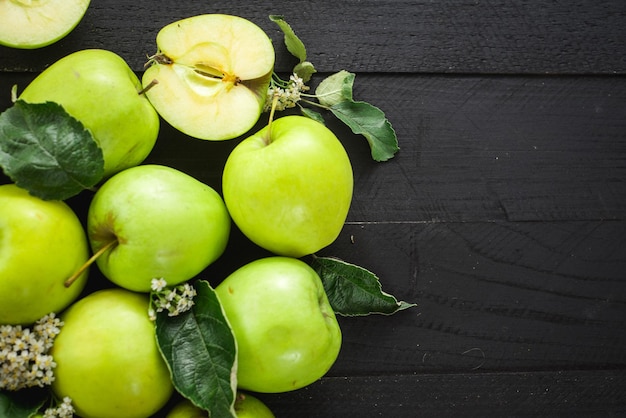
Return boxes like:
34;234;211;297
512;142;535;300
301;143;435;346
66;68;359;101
315;70;355;107
330;100;399;161
0;388;49;418
310;256;416;316
0;100;104;200
299;106;325;124
269;15;308;63
155;280;237;418
293;60;317;83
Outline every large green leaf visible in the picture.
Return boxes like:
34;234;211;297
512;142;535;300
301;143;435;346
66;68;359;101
310;256;416;316
330;100;399;162
0;100;104;200
155;280;237;418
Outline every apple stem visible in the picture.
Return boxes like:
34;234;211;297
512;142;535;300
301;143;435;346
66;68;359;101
266;94;280;141
64;239;118;288
138;79;159;96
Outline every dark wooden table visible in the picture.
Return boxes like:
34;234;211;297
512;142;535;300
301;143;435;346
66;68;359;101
2;1;625;416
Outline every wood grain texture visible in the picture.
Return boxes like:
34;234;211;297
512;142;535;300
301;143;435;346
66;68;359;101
1;0;625;415
1;0;625;74
320;222;626;375
253;370;626;417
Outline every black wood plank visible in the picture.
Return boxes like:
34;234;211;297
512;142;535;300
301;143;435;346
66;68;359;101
2;73;625;223
1;0;625;74
317;223;626;375
343;74;626;223
251;370;626;417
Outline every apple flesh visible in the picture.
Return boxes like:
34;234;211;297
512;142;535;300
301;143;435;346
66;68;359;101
222;115;353;257
143;14;275;140
87;164;230;292
215;256;342;393
51;288;174;418
19;49;160;178
0;184;89;325
0;0;90;49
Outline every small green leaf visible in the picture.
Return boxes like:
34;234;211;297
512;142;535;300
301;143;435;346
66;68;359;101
0;388;49;418
0;100;104;200
310;256;416;316
269;15;308;63
155;280;237;418
293;60;317;83
330;100;399;161
299;106;325;124
315;70;355;107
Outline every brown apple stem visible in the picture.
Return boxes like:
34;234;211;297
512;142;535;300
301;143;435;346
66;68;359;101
137;79;159;96
64;239;118;288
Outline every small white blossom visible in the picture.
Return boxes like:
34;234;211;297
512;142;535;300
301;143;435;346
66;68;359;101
264;73;309;112
149;280;196;320
0;313;63;391
151;277;168;292
43;396;75;418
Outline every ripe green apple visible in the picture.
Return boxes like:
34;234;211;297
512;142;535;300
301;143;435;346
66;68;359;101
233;392;276;418
215;256;342;393
86;164;230;292
165;392;275;418
222;115;353;257
51;288;174;418
0;184;89;325
19;49;159;178
0;0;90;49
142;14;275;141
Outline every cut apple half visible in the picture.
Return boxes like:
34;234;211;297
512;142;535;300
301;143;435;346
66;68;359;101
142;14;275;141
0;0;91;49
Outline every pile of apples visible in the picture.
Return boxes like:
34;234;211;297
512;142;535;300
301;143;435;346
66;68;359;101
1;13;355;418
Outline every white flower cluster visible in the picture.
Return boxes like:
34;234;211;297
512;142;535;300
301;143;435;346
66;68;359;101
43;396;75;418
149;278;197;320
264;73;309;112
0;313;62;391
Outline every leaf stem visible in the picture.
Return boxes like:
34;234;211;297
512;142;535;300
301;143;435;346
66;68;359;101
300;98;330;110
65;239;118;287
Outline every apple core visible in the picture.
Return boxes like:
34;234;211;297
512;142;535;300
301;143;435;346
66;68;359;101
143;14;275;140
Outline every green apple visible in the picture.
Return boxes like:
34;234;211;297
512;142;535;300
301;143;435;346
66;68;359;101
19;49;159;178
165;399;206;418
51;288;174;418
86;164;230;292
215;256;342;393
0;0;90;49
166;392;275;418
233;392;276;418
0;184;89;325
142;14;274;141
222;115;353;257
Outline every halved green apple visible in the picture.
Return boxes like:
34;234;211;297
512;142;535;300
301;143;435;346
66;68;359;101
0;0;90;49
142;14;275;141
